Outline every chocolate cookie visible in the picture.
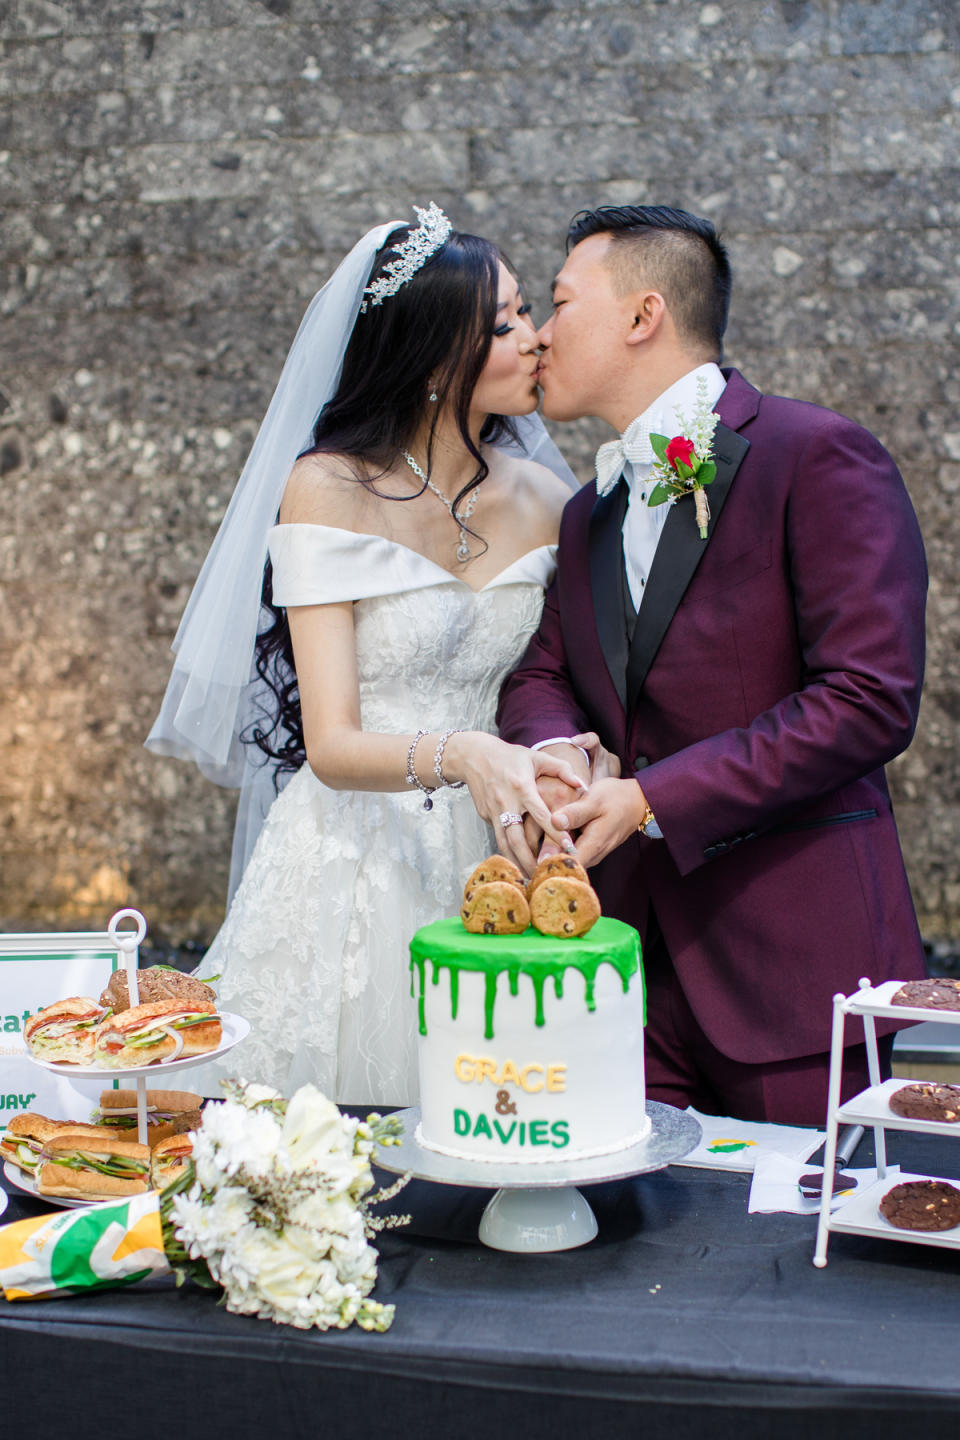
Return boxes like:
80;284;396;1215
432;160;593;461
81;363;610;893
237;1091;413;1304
529;877;601;938
527;854;590;896
460;881;530;936
463;855;527;902
891;978;960;1011
888;1083;960;1123
879;1179;960;1232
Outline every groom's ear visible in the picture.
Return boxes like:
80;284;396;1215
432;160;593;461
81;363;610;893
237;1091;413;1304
625;290;666;346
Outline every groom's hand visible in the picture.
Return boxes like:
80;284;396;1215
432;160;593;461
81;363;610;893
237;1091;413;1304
552;778;648;868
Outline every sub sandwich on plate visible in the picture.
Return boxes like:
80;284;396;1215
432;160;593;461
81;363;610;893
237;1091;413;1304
95;1089;204;1144
93;1000;222;1068
1;1115;119;1177
24;997;109;1064
150;1132;195;1190
100;966;216;1013
35;1134;152;1200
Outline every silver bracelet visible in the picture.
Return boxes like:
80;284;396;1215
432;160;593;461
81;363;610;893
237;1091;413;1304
405;729;436;811
433;728;465;789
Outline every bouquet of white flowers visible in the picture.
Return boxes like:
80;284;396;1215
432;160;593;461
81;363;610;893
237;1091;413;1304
0;1081;408;1333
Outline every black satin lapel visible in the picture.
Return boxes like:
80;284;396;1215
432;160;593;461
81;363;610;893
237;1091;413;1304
589;479;630;710
625;424;750;710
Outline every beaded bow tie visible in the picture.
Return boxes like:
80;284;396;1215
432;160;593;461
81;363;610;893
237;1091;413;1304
594;415;658;496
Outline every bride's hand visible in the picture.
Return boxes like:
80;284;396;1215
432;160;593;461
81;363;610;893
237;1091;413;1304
443;733;586;876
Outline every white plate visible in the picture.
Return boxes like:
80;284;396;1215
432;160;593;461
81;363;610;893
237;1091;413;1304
0;1184;7;1218
25;1011;250;1078
847;980;960;1024
826;1170;960;1250
837;1077;960;1138
3;1159;101;1208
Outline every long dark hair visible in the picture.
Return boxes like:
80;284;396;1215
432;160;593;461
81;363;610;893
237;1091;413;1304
247;225;520;777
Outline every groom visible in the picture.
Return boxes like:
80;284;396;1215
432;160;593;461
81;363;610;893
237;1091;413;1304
497;205;928;1124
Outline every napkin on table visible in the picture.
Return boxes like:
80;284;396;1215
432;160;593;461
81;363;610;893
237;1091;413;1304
673;1108;826;1172
748;1150;897;1215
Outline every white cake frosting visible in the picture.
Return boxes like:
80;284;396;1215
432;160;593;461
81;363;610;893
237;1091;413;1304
409;917;649;1163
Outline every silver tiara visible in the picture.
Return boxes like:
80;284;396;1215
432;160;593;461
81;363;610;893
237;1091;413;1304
359;202;452;312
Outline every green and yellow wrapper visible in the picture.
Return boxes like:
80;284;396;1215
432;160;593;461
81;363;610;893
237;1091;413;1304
0;1194;170;1301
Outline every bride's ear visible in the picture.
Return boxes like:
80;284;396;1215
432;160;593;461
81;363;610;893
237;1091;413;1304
625;290;666;346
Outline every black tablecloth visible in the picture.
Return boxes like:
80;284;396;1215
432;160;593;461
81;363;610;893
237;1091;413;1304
2;1126;959;1440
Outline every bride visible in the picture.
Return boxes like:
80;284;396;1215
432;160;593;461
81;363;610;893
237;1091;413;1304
148;205;583;1105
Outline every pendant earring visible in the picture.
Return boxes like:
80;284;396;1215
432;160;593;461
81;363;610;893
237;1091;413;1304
429;391;438;403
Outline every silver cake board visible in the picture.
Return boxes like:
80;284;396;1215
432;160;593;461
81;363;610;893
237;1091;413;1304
374;1101;701;1253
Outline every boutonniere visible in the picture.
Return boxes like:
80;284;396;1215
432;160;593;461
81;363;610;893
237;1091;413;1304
647;377;721;540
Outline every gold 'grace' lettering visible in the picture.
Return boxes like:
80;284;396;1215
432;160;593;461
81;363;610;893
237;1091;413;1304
454;1052;567;1095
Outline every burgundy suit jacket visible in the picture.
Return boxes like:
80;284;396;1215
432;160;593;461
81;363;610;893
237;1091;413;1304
498;369;928;1064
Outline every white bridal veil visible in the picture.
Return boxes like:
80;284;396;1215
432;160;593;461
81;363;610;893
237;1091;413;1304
146;216;578;895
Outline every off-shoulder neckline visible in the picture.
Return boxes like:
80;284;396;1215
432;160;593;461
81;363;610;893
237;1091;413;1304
269;523;556;594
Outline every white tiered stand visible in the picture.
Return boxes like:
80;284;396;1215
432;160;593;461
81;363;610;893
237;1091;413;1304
6;907;248;1206
813;977;960;1266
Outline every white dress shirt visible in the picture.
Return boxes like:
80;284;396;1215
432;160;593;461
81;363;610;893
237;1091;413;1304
619;363;726;611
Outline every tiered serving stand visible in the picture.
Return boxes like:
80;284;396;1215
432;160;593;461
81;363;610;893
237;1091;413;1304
4;908;249;1208
814;977;960;1266
374;1100;701;1253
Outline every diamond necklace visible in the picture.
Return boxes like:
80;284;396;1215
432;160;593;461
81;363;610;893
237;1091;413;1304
401;449;478;562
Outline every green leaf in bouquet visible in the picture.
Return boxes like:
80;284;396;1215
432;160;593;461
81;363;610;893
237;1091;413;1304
647;482;673;507
649;432;670;464
697;461;717;485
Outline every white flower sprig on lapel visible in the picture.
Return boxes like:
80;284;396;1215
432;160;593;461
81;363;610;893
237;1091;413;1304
647;376;721;539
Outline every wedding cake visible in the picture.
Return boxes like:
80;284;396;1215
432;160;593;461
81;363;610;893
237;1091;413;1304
409;915;649;1162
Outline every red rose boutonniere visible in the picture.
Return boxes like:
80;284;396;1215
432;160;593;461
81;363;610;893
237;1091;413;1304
647;377;721;540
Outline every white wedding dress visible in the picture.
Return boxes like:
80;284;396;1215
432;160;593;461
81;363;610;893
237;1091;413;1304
191;523;556;1106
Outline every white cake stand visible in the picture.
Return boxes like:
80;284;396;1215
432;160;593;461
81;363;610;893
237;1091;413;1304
374;1101;701;1253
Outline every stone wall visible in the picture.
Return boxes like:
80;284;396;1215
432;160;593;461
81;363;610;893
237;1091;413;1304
1;0;957;946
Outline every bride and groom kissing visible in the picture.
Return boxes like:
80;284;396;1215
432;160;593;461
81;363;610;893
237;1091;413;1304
150;201;927;1125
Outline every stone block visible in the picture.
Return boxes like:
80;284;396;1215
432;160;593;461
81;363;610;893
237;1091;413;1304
832;108;960;174
830;0;960;56
467;2;827;69
470;116;828;189
0;33;125;96
132;133;466;203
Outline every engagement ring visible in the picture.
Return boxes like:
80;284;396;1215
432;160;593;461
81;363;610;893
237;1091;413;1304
499;811;524;828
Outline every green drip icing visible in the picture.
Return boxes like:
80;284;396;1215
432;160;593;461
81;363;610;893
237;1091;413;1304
532;972;546;1028
409;918;642;1038
484;970;498;1041
413;955;427;1036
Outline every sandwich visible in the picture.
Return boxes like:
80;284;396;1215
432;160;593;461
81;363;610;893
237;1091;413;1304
150;1132;195;1190
35;1134;151;1200
95;1089;204;1145
99;967;216;1014
93;1000;222;1069
2;1116;138;1178
24;997;109;1064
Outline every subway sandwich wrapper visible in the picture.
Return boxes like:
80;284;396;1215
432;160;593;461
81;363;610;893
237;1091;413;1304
0;1193;171;1300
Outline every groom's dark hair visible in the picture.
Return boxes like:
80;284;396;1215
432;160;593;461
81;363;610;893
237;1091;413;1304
567;205;731;358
